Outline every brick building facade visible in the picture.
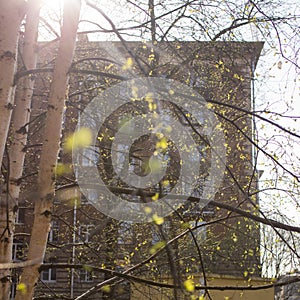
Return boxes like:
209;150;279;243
11;40;270;299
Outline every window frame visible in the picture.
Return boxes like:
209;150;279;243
12;242;24;262
78;269;93;282
117;221;134;245
48;220;59;243
15;207;25;225
78;224;95;243
41;259;57;282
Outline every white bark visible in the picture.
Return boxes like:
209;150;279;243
15;1;81;299
0;0;25;168
0;1;41;299
0;1;26;299
9;1;41;198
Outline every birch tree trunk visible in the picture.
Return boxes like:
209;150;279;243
15;1;81;299
0;0;25;168
0;1;41;299
0;1;26;298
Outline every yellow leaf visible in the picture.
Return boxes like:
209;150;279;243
83;265;92;272
152;214;164;225
17;283;27;295
152;193;159;201
64;128;92;152
156;137;168;150
101;285;111;293
149;102;157;111
162;179;169;187
122;57;133;70
149;241;166;254
232;233;238;243
181;222;190;229
184;279;195;292
144;206;152;214
131;85;138;98
165;125;172;133
55;163;71;176
145;92;154;102
149;157;162;173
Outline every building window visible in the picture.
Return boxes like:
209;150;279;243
48;221;59;242
80;195;88;205
41;259;57;282
115;143;127;173
85;189;98;203
12;241;24;261
15;207;25;224
10;275;18;299
117;221;133;245
191;221;206;241
79;269;93;282
151;227;161;245
82;147;98;167
151;221;171;245
201;204;215;218
78;225;95;243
